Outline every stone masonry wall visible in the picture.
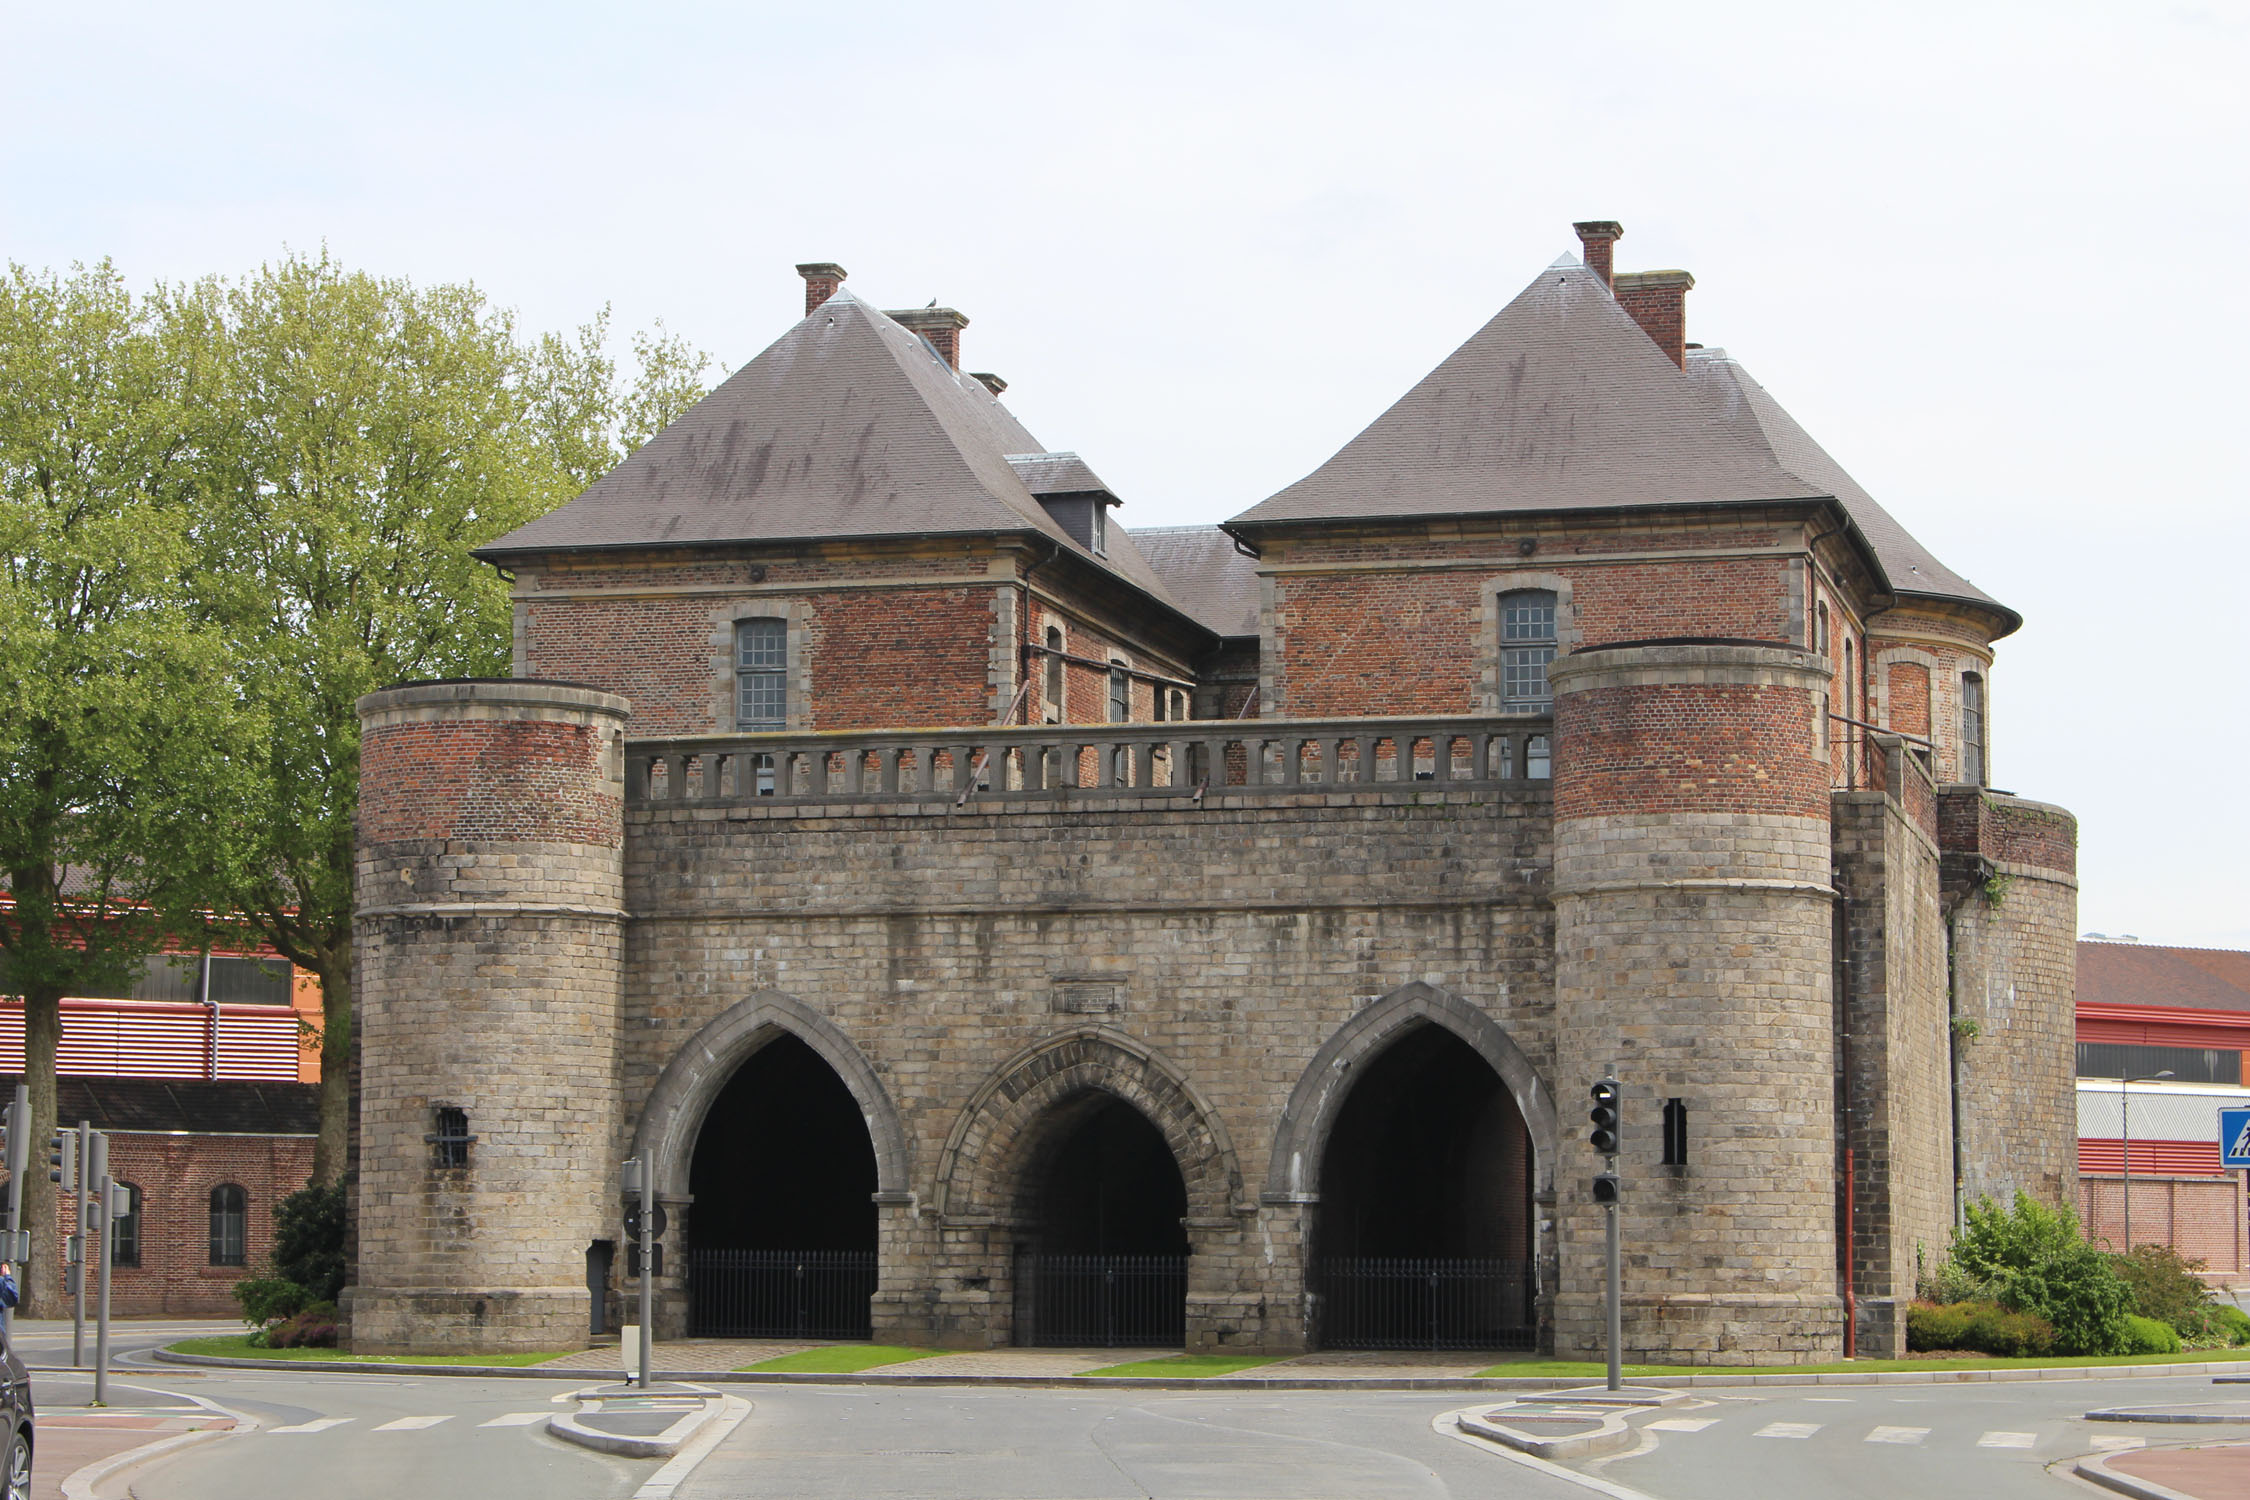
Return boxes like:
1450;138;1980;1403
615;783;1557;1353
1831;742;1953;1357
351;681;631;1353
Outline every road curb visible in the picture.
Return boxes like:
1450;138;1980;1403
144;1347;2250;1391
1456;1407;1637;1460
2072;1450;2210;1500
547;1400;722;1461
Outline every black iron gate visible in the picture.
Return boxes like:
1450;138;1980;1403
1316;1257;1535;1350
688;1249;876;1339
1017;1252;1187;1347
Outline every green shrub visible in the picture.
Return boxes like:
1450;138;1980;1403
1916;1252;1999;1306
231;1275;310;1329
271;1182;347;1305
1954;1193;2133;1355
1905;1300;2055;1357
265;1306;339;1349
2112;1244;2218;1337
2213;1305;2250;1347
2119;1314;2182;1355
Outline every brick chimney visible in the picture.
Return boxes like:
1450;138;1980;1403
796;262;848;315
889;307;970;370
1573;221;1623;288
1614;270;1695;368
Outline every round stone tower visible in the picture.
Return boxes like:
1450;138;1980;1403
348;680;630;1354
1547;641;1842;1365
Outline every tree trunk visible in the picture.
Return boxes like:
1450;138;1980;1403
311;957;352;1188
18;986;62;1318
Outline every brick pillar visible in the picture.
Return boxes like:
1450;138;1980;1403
348;680;630;1354
796;261;848;315
1614;270;1695;368
1548;641;1844;1365
889;307;969;369
1573;220;1623;288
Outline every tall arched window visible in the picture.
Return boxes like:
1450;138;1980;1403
735;618;787;730
111;1182;142;1268
1107;663;1130;723
1043;626;1065;722
209;1183;248;1267
1498;590;1558;713
1961;673;1987;786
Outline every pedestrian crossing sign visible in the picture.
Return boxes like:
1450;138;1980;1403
2222;1108;2250;1170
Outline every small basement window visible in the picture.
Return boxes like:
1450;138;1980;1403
430;1106;475;1169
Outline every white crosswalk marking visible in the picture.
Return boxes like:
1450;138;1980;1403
1865;1426;1929;1444
270;1418;352;1434
1978;1431;2037;1448
1647;1417;1717;1432
2091;1437;2145;1452
374;1415;452;1432
480;1412;551;1427
1756;1422;1823;1439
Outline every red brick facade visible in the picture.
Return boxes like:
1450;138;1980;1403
1553;680;1830;822
358;718;620;847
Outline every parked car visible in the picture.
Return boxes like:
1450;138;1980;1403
0;1321;29;1500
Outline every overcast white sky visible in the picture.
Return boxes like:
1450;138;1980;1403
6;1;2245;948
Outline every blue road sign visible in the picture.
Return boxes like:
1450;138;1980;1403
2222;1108;2250;1170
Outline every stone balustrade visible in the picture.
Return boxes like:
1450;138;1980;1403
625;715;1552;808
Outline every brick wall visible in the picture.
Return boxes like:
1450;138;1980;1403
24;1133;314;1316
2079;1174;2247;1274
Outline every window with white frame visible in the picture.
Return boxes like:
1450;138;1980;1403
1498;590;1559;712
735;618;787;729
1960;672;1987;786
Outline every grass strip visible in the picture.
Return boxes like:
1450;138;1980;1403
1472;1346;2250;1379
1079;1354;1285;1378
168;1335;569;1367
738;1345;951;1374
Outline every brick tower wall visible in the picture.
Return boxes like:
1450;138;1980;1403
1548;641;1845;1364
348;680;630;1354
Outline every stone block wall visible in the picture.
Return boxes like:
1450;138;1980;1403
349;681;631;1353
1549;641;1846;1364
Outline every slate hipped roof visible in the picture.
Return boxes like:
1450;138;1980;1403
1229;255;2011;630
478;290;1185;614
1133;527;1261;638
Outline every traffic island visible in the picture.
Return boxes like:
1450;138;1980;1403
2075;1443;2250;1500
546;1383;736;1460
1454;1387;1682;1461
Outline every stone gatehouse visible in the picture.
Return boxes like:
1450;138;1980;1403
343;221;2078;1365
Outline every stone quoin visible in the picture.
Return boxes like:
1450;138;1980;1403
344;224;2076;1364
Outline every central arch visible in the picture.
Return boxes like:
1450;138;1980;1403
936;1028;1244;1348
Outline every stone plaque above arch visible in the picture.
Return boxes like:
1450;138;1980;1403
1263;980;1556;1204
933;1026;1249;1229
633;989;909;1201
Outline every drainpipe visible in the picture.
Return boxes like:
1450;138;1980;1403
196;949;218;1081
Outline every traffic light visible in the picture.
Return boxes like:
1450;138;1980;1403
1589;1077;1620;1155
1592;1172;1621;1204
49;1129;77;1189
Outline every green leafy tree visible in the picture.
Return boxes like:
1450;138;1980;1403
0;263;250;1313
170;251;711;1184
1953;1192;2133;1355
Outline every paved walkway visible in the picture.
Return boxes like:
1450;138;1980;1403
2100;1443;2250;1500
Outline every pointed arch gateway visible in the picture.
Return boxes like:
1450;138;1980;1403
936;1027;1247;1348
1268;981;1556;1351
633;991;909;1339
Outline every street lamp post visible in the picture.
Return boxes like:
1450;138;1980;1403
2120;1069;2174;1253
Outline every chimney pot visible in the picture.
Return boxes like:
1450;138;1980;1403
1572;220;1624;288
970;371;1008;396
888;306;970;370
1612;269;1696;368
796;262;849;316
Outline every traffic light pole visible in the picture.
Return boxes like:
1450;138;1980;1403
1590;1064;1623;1393
73;1121;90;1367
89;1131;111;1406
1604;1195;1622;1391
637;1160;655;1389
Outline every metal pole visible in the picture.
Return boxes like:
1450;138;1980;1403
637;1159;655;1389
91;1133;111;1406
72;1120;89;1367
1604;1201;1622;1391
3;1083;26;1338
2121;1079;2133;1255
1604;1059;1621;1393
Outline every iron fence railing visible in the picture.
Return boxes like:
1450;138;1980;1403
1316;1256;1536;1351
687;1248;875;1340
1016;1252;1187;1348
626;715;1554;809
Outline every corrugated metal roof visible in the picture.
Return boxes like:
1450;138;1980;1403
1229;257;1828;530
2080;942;2250;1015
2077;1080;2250;1140
1131;526;1261;638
